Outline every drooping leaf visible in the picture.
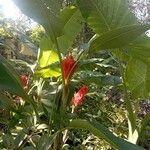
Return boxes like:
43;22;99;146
90;24;150;51
12;0;63;41
69;119;144;150
0;55;28;99
125;58;150;98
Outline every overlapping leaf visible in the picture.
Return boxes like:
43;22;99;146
77;71;122;86
35;36;61;78
127;35;150;63
77;0;150;51
90;24;150;50
125;58;150;98
69;119;144;150
0;55;28;99
58;7;83;53
12;0;62;41
77;0;136;34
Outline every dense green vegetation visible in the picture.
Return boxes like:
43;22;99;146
0;0;150;149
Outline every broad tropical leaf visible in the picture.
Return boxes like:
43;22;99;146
35;36;61;78
77;71;122;86
58;6;83;53
90;24;150;51
0;55;28;99
125;58;150;98
76;0;137;34
12;0;62;41
77;0;150;51
69;119;144;150
127;35;150;63
35;63;61;78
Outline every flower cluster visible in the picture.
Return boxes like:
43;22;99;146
62;55;77;84
20;74;29;89
72;86;88;107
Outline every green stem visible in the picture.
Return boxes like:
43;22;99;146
51;34;66;149
53;36;67;109
53;37;65;87
122;74;136;134
116;50;136;140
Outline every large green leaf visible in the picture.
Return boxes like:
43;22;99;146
35;36;61;78
69;119;144;150
77;71;122;86
35;63;61;78
127;35;150;63
125;58;150;98
77;0;150;51
12;0;62;40
0;93;14;110
90;24;150;51
58;6;83;53
76;0;137;34
0;55;28;99
39;37;59;68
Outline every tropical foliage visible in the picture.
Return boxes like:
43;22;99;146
0;0;150;149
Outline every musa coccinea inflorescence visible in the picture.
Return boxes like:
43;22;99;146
0;0;149;149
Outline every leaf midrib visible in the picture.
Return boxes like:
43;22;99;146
93;24;150;47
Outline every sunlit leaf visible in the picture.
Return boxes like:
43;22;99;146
35;36;60;78
12;0;62;41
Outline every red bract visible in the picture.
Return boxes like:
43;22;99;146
20;74;29;89
62;55;77;83
72;86;88;107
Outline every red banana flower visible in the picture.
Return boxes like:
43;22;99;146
62;55;77;84
72;86;88;107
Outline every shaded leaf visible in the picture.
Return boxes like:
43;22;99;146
0;55;28;99
125;58;150;98
36;134;57;150
0;93;14;110
69;119;144;150
77;71;122;86
12;0;62;40
127;35;150;63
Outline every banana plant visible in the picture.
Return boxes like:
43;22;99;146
0;0;149;149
